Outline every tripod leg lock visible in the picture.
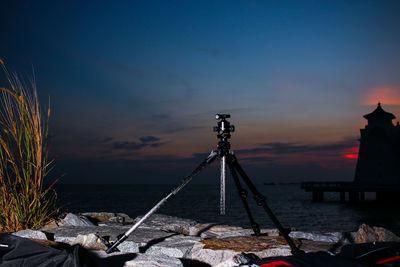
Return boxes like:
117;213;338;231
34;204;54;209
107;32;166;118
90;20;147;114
239;189;248;199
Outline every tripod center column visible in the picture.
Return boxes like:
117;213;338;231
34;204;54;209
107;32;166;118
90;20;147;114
220;156;226;215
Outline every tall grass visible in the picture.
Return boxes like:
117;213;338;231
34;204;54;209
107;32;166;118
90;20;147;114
0;59;56;232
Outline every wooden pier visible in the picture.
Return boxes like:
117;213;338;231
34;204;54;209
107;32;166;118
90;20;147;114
300;181;400;202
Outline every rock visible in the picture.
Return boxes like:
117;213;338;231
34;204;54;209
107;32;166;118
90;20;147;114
41;219;59;229
111;213;135;224
260;229;281;237
81;212;134;225
290;231;346;243
134;214;197;235
124;254;183;267
195;225;280;239
117;240;140;254
190;236;295;266
200;235;298;252
298;239;341;254
355;224;377;243
12;229;48;240
42;224;171;253
354;224;400;243
145;235;201;258
189;223;249;239
232;253;261;266
189;242;238;267
119;228;176;251
81;212;116;222
373;226;400;242
59;213;96;227
42;225;110;245
72;233;108;250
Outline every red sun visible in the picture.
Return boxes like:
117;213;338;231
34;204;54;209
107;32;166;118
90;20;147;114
344;154;358;159
343;146;359;159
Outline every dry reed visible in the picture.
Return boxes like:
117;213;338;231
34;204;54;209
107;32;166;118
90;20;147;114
0;59;56;232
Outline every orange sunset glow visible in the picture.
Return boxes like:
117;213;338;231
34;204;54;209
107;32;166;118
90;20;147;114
363;87;400;106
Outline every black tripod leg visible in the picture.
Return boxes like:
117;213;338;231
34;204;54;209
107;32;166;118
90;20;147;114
227;160;261;236
106;151;218;254
228;153;302;255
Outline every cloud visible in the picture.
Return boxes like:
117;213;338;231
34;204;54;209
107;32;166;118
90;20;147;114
362;86;400;105
239;156;276;164
139;136;160;143
53;150;356;184
113;141;146;151
112;136;166;151
237;140;357;155
232;139;360;169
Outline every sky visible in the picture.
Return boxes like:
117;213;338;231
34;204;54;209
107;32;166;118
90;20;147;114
1;0;400;184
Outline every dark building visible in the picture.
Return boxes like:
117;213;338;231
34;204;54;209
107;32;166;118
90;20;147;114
302;103;400;201
354;103;400;186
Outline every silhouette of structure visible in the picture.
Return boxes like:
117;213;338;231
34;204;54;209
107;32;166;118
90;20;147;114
301;103;400;202
354;103;400;186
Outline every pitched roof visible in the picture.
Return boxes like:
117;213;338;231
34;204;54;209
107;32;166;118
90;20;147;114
363;102;396;120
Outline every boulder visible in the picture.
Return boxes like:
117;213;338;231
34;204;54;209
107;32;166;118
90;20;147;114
200;235;297;252
134;214;197;235
189;236;295;266
290;231;347;243
72;233;108;250
354;224;400;243
188;223;250;238
117;240;140;254
373;226;400;242
12;229;48;240
81;212;134;225
59;213;96;227
189;242;238;267
124;253;183;267
42;226;90;244
41;219;59;229
81;212;116;222
354;224;377;243
145;235;201;258
42;224;172;253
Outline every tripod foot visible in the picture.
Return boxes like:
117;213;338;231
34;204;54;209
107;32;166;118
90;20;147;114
106;234;127;254
250;223;261;236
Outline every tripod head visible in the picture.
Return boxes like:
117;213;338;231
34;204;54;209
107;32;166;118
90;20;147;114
213;114;235;156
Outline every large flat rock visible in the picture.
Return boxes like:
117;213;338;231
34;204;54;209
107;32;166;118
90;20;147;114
189;236;295;266
124;254;184;267
133;214;198;235
145;234;201;258
42;225;174;253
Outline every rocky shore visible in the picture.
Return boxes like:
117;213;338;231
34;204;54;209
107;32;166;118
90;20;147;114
11;212;400;267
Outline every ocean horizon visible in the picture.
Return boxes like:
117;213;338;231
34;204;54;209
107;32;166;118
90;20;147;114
54;183;400;235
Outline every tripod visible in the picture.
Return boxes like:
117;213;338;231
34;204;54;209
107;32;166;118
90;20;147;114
106;114;302;255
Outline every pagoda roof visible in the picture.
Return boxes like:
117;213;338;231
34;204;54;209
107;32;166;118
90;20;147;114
363;103;396;120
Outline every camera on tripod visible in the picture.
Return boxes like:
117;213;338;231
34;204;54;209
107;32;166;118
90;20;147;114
213;114;235;141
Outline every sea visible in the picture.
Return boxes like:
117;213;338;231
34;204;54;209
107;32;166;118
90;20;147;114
55;183;400;235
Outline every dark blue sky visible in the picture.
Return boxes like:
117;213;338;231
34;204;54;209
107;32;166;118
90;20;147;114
1;0;400;184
